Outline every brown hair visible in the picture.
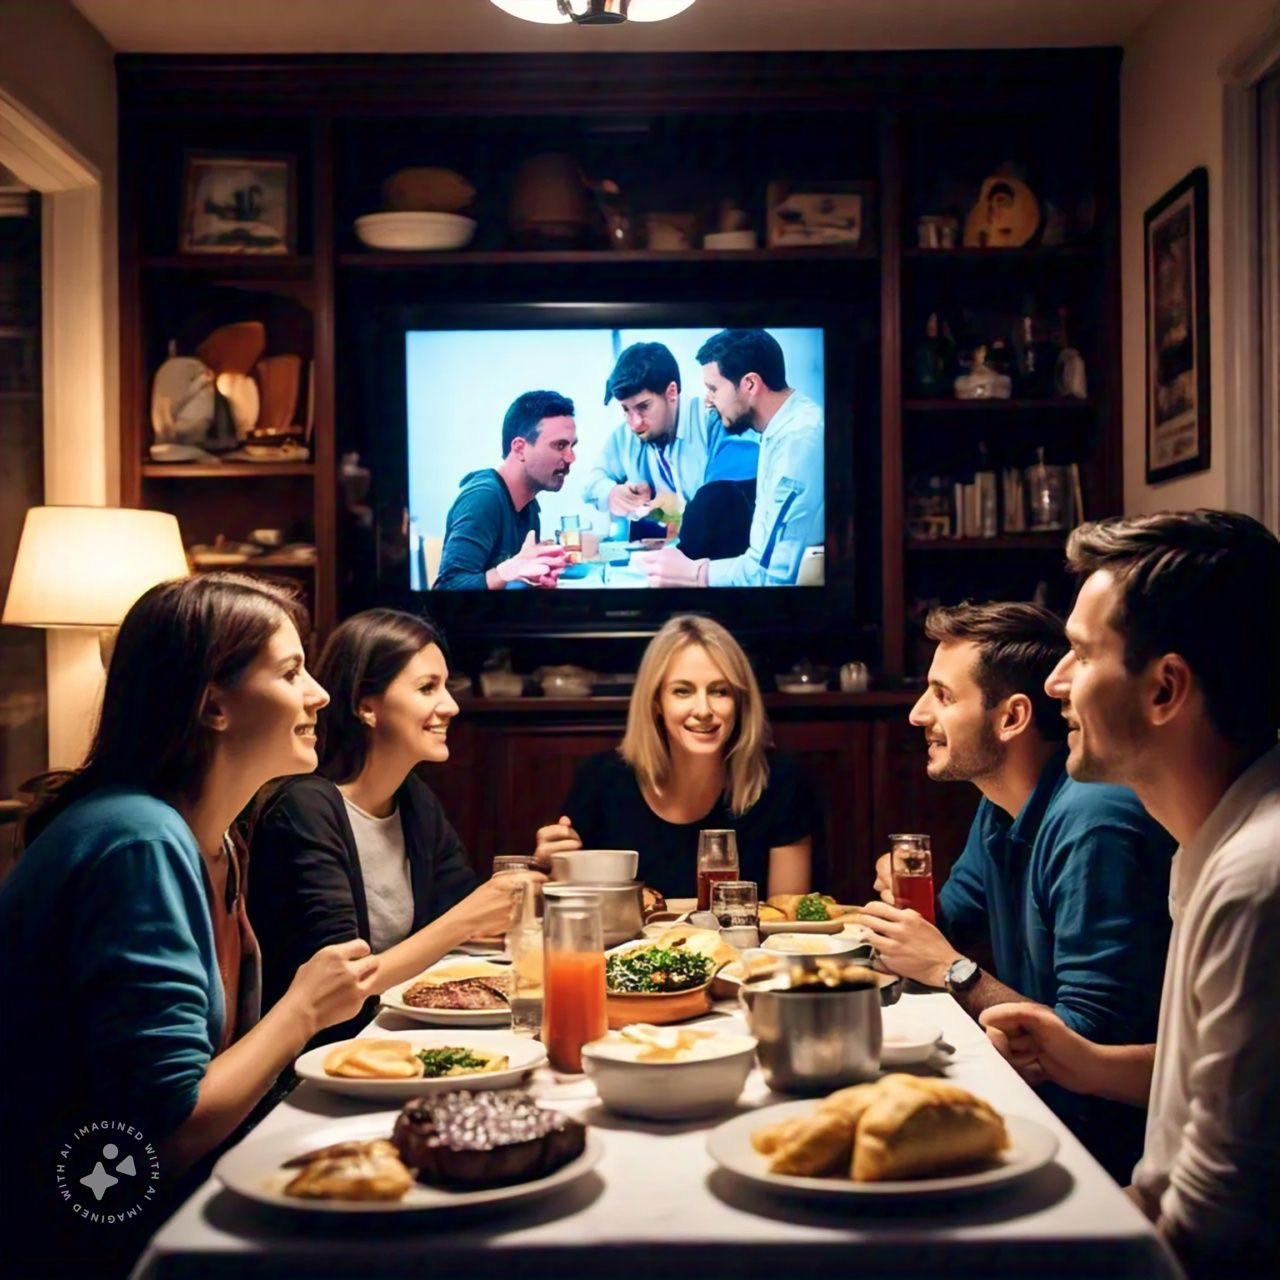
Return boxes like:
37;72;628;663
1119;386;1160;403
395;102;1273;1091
924;601;1068;741
620;614;770;814
23;573;307;845
1066;510;1280;751
313;607;448;784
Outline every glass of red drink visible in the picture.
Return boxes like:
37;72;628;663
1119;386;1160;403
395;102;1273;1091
541;893;607;1074
889;833;935;923
696;829;739;911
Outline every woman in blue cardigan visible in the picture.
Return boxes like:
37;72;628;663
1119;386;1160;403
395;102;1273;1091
0;574;376;1278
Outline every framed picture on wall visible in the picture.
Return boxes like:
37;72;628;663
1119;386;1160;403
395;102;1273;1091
1144;166;1210;483
180;152;295;255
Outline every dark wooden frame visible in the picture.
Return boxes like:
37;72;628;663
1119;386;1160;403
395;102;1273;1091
179;150;296;255
1144;166;1210;483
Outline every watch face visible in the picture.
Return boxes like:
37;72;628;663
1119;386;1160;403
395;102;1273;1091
948;958;979;988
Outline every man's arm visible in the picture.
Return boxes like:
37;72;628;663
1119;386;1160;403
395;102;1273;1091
434;488;504;591
583;423;638;513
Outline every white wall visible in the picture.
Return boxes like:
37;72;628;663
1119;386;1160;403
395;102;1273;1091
1120;0;1276;513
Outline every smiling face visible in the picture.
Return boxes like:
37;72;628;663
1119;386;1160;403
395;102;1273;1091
516;415;577;493
360;643;458;766
908;639;1005;783
1046;570;1151;784
657;642;738;760
210;617;329;784
701;362;756;436
618;381;679;444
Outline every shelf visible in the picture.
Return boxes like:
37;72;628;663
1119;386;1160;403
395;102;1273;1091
140;255;314;279
0;324;37;339
142;463;315;478
337;246;878;268
0;389;40;402
902;245;1097;262
907;535;1065;551
192;555;316;572
903;398;1094;412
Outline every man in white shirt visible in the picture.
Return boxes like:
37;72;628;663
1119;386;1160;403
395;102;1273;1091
980;509;1280;1279
635;328;824;588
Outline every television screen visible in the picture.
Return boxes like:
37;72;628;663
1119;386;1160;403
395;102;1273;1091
405;326;826;593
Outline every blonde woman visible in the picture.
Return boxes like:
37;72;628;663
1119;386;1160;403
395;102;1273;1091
534;615;813;897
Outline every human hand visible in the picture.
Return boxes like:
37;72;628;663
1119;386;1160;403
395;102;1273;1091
285;938;379;1038
450;871;546;940
979;1002;1104;1094
852;899;962;987
633;544;709;588
873;852;895;905
534;814;582;866
607;481;654;516
496;532;567;588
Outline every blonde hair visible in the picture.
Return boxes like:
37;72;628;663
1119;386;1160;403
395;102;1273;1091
620;615;771;815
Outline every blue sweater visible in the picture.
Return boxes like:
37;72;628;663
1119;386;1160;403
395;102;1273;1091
0;787;222;1251
938;748;1175;1180
434;468;540;591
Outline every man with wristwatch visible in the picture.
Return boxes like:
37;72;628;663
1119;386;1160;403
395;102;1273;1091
856;601;1175;1183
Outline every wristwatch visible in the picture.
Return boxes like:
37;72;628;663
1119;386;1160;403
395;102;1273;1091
944;956;981;995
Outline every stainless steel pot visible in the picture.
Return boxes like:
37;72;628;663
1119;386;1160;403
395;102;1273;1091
542;881;644;948
739;976;883;1094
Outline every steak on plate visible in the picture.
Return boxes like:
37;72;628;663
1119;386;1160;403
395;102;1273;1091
402;976;510;1010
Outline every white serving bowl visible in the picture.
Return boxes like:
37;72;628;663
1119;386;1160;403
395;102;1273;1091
581;1030;757;1120
354;211;477;251
550;849;639;884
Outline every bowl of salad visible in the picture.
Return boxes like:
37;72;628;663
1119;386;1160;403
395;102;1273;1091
604;942;716;1029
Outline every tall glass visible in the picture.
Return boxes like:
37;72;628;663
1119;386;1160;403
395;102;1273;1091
541;893;607;1073
889;833;935;924
558;513;583;563
697;829;740;910
710;880;758;927
492;855;535;875
507;882;544;1038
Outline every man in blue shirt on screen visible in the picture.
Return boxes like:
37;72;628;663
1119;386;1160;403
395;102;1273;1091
584;341;750;516
635;328;824;587
434;390;574;591
854;601;1176;1182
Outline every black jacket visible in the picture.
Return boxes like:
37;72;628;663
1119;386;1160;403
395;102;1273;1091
247;773;478;1040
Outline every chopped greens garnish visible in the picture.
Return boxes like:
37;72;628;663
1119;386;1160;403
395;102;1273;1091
795;894;830;921
605;946;712;993
417;1047;490;1077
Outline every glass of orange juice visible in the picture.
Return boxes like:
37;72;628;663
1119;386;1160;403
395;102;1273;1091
541;893;607;1073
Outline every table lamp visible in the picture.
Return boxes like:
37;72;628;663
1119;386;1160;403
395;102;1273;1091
2;505;190;767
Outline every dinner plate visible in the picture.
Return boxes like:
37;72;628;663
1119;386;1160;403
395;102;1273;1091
707;1101;1058;1199
380;963;512;1027
295;1031;547;1100
758;918;845;936
762;933;872;956
216;1113;602;1214
878;1017;944;1066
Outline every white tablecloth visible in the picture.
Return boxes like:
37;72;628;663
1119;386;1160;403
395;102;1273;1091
132;993;1181;1280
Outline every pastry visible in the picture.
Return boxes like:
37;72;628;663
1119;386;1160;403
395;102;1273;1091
766;1108;859;1177
282;1138;413;1201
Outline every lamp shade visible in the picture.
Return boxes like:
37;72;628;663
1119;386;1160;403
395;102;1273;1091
2;506;190;628
490;1;697;23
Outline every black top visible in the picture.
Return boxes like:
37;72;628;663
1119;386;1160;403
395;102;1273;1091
562;750;814;898
247;773;478;1041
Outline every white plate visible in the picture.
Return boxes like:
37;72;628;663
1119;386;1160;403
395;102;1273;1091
707;1101;1058;1199
762;933;871;956
216;1112;601;1214
758;918;846;936
354;211;476;251
295;1031;546;1100
879;1018;943;1066
380;962;512;1027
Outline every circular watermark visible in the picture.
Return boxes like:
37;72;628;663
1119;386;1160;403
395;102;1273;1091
55;1120;161;1225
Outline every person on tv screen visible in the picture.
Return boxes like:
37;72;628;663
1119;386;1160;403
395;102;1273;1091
634;328;824;587
433;389;575;591
584;340;755;518
532;614;814;898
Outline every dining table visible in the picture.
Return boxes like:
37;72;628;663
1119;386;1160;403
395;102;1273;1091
131;989;1183;1280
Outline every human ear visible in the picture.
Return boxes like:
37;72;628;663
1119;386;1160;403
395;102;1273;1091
1149;654;1193;726
997;693;1034;741
199;685;229;733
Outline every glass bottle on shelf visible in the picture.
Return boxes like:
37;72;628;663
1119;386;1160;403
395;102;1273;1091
1054;306;1088;399
912;311;955;395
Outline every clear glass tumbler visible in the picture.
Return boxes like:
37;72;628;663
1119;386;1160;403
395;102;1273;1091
889;833;935;924
696;829;740;911
541;893;607;1073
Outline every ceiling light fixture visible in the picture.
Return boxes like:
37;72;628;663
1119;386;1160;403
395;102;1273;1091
489;1;697;25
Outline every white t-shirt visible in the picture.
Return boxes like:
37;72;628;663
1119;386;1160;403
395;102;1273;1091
1133;743;1280;1248
343;797;413;954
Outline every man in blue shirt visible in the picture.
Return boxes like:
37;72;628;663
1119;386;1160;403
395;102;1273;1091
857;601;1175;1182
635;329;824;587
434;390;574;591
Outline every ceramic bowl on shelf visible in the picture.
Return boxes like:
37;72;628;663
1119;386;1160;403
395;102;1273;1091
478;671;524;698
775;672;831;694
354;211;477;251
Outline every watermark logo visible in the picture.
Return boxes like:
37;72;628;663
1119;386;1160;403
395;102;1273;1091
55;1120;161;1225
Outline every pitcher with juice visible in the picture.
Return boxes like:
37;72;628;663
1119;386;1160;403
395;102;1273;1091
541;893;607;1073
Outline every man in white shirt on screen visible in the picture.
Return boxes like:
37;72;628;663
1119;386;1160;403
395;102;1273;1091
979;509;1280;1280
635;328;824;588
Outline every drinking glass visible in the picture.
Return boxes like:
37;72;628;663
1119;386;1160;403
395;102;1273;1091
507;883;545;1038
558;514;583;562
889;833;935;924
541;893;607;1073
492;855;535;875
710;880;758;927
696;829;739;911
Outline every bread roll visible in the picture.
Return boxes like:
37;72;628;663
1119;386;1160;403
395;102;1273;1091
768;1108;859;1177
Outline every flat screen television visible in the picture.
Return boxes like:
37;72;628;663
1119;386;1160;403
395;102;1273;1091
350;301;860;641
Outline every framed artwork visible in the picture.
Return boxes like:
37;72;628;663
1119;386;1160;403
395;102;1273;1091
766;180;876;251
1144;167;1210;483
180;152;295;255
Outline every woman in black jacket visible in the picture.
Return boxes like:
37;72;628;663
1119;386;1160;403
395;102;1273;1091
249;609;536;1040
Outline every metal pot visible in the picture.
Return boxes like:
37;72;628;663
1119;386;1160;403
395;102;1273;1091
739;976;883;1094
542;881;644;948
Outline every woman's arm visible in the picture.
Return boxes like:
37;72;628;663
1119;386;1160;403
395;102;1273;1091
767;837;812;897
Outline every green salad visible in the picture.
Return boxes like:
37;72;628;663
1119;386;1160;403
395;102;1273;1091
795;893;833;921
416;1047;492;1078
605;946;712;993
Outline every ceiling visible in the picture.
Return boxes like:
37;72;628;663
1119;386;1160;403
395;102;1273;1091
70;0;1166;55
